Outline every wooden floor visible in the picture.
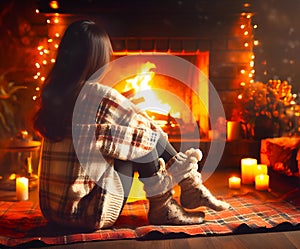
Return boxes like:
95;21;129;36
43;231;300;249
24;168;299;249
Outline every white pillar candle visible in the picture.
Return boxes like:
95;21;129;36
241;158;257;184
255;174;269;191
227;121;241;141
16;177;29;201
254;164;268;177
228;176;241;189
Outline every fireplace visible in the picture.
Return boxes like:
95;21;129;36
109;49;210;139
34;0;255;140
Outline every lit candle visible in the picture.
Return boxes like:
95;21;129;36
227;121;241;141
255;174;269;191
16;177;29;201
254;164;268;177
228;176;241;189
241;158;257;184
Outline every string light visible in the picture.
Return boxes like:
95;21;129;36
33;10;63;102
49;1;59;10
237;3;257;88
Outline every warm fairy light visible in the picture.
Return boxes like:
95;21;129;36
240;82;246;86
49;1;59;9
251;55;255;59
244;3;250;7
238;94;243;100
240;24;245;29
250;61;254;67
9;173;16;180
254;40;259;46
244;42;249;47
35;9;40;13
253;24;258;29
251;69;255;73
246;14;251;19
34;6;62;96
250;79;254;83
244;31;249;36
248;73;253;78
240;69;246;74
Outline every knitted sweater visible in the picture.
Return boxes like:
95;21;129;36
39;82;166;230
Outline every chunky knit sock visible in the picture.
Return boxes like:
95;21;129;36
179;171;230;211
139;158;205;225
147;191;205;225
165;149;202;184
165;148;230;211
179;149;230;211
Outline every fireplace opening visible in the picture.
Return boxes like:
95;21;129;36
110;51;210;139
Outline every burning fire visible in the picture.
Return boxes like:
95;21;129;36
123;62;180;119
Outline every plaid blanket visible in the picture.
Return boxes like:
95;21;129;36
0;192;299;247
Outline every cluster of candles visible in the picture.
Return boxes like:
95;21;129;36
228;158;269;191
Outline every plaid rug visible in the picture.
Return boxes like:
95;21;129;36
0;192;299;248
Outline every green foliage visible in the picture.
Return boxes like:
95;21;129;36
0;74;27;139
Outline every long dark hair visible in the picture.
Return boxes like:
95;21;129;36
34;20;112;141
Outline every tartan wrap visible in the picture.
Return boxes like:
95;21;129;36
39;82;166;230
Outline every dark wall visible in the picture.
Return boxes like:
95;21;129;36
253;0;300;93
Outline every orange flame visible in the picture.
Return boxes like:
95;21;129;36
125;62;180;118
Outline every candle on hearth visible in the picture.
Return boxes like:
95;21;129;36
255;174;269;191
228;176;241;189
241;158;257;184
16;177;29;201
227;121;241;141
254;164;268;177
